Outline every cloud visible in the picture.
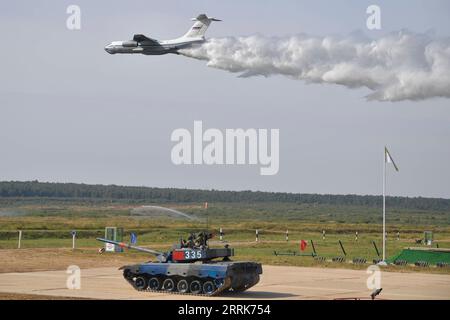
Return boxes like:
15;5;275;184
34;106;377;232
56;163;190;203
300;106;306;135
180;30;450;102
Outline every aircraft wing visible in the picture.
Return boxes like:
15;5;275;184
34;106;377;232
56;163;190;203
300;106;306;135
133;34;159;45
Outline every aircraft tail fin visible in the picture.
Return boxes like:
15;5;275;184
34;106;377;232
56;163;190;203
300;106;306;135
182;14;221;39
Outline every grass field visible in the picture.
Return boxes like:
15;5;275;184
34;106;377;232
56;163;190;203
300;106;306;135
1;200;450;274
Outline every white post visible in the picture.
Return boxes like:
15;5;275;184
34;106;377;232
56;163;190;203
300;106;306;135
219;228;223;241
18;230;22;249
256;229;259;242
72;232;76;250
286;230;289;242
382;151;386;262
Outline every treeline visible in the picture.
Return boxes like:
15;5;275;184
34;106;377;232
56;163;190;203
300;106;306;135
0;180;449;212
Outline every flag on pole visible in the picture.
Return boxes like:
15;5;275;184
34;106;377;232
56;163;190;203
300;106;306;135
300;240;308;251
385;147;399;171
130;233;137;245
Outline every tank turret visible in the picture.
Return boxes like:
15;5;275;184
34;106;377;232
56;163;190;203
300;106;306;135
97;231;233;263
96;232;262;296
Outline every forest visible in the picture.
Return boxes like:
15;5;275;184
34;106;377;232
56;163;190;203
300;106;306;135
0;180;449;212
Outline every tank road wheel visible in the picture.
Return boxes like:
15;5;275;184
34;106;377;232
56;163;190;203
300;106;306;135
162;278;175;291
202;281;216;295
134;276;148;290
176;279;189;293
148;277;161;290
189;279;202;294
214;278;225;289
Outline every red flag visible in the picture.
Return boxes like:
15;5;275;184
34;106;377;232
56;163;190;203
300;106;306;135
300;240;307;251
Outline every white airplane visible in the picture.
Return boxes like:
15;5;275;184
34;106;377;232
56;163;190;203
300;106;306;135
104;14;221;55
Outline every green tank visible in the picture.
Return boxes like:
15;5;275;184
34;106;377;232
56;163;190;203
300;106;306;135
97;232;262;296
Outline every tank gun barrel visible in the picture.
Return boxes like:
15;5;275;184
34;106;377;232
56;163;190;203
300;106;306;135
96;238;167;262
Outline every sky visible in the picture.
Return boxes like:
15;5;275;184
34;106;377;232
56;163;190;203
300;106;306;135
0;0;449;198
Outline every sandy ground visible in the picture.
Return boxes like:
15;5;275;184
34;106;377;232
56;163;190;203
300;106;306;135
1;248;449;300
0;265;449;300
0;292;89;300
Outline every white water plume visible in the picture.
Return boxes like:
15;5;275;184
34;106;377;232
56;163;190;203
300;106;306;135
180;30;450;102
131;205;198;220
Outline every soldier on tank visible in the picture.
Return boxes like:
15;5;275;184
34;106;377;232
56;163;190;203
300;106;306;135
187;233;196;248
180;237;188;248
194;232;205;248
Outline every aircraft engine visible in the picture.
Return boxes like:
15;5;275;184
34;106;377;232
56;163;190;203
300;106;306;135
122;41;138;47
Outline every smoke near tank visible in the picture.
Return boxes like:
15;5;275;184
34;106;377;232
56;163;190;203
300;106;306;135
180;30;450;102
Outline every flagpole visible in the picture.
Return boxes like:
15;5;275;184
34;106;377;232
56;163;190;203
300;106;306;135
382;148;386;262
380;146;398;266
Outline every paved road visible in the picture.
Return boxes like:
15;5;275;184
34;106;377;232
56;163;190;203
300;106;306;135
0;265;449;300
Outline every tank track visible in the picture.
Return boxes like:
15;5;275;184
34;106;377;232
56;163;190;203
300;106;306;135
124;273;233;297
